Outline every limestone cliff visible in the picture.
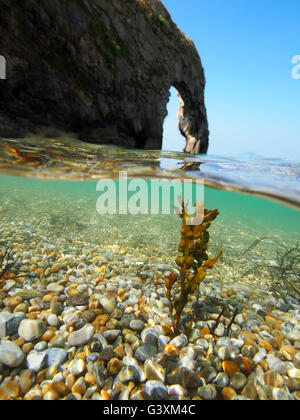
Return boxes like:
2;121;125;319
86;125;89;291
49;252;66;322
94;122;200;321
0;0;209;153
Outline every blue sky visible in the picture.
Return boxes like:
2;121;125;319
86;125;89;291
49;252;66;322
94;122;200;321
162;0;300;159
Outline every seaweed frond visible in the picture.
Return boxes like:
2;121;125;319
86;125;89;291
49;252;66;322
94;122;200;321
243;245;300;303
165;200;222;336
0;246;19;286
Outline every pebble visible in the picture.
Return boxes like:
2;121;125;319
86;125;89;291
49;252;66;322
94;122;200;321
2;380;20;398
230;372;247;390
99;345;116;361
51;302;64;316
18;319;47;342
86;352;99;362
272;387;292;400
0;312;26;338
3;280;16;292
43;389;60;400
81;310;96;323
287;368;300;378
51;381;69;397
222;386;237;400
34;341;47;352
253;349;267;364
102;329;121;343
266;355;287;375
222;361;240;377
111;308;124;320
217;346;232;361
169;334;188;350
107;358;122;376
6;296;23;310
264;370;283;387
168;384;187;399
141;327;159;346
197;384;217;400
85;372;97;386
14;303;28;313
135;344;157;363
93;334;108;351
47;283;64;293
167;366;202;389
24;385;43;400
99;297;115;314
72;377;86;395
199;366;217;383
48;335;66;349
68;324;94;347
214;323;225;337
68;359;86;375
0;225;299;402
26;351;46;372
129;320;145;332
156;264;172;272
144;360;165;382
144;380;168;400
47;314;59;327
280;345;296;361
117;365;141;384
23;342;34;353
19;369;36;395
215;372;229;388
241;382;258;400
284;378;300;392
67;294;89;307
91;362;107;388
44;348;68;367
66;373;76;389
125;333;140;345
0;340;25;367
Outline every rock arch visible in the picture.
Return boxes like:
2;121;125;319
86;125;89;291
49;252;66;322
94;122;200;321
0;0;209;154
171;81;209;154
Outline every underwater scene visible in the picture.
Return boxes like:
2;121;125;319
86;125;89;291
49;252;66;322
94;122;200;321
0;137;299;401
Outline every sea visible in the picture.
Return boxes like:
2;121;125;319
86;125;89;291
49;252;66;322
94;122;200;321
0;135;299;401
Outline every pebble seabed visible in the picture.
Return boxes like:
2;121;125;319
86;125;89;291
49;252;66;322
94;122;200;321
0;224;300;401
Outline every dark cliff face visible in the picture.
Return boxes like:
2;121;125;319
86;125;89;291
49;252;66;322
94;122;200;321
0;0;209;153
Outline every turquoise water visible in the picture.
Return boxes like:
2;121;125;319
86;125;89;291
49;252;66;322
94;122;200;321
1;174;299;235
1;172;299;276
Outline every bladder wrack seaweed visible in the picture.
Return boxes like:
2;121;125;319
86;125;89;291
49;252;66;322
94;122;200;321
165;200;222;336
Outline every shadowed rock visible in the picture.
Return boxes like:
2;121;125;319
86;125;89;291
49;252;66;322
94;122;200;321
0;0;209;153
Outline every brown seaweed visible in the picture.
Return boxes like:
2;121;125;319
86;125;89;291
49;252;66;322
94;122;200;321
165;200;222;336
0;246;19;284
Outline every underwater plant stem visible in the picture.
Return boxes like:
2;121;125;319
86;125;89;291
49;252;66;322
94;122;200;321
169;304;176;335
270;286;289;304
210;306;225;335
174;263;187;334
242;237;268;256
196;284;200;305
284;278;300;298
225;308;239;336
0;247;19;278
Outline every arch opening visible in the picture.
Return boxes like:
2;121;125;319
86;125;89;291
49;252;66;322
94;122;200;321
162;86;186;153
